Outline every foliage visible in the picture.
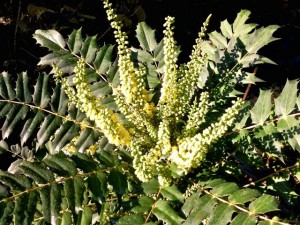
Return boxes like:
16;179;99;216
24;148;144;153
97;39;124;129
0;0;300;224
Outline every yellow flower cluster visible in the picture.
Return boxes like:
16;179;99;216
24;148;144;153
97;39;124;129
102;0;157;139
158;16;178;116
54;58;132;147
169;98;243;173
55;0;245;187
183;91;210;136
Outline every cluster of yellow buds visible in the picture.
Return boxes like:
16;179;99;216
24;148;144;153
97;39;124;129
102;0;157;140
54;58;132;147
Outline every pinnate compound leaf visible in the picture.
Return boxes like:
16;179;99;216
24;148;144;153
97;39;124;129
250;89;272;125
34;29;66;51
136;22;157;52
274;79;299;116
249;194;279;214
153;200;184;225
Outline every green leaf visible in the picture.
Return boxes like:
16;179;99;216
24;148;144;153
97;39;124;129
50;121;79;153
34;29;66;51
87;171;107;200
51;182;62;225
220;19;233;38
20;110;45;146
181;190;201;216
19;161;54;183
245;25;279;54
71;152;98;172
51;84;68;114
207;203;235;225
0;200;14;224
153;200;184;225
16;72;32;102
0;171;31;191
33;73;51;108
117;215;145;225
91;81;112;97
39;187;51;223
108;168;127;195
136;22;157;52
142;178;160;195
68;28;83;54
228;189;260;204
209;31;227;49
183;194;217;225
232;10;251;34
14;194;29;225
161;185;184;203
61;211;73;225
277;117;300;150
43;154;78;176
64;179;76;213
250;89;273;125
80;35;98;63
131;196;154;214
211;182;239;197
241;71;265;84
249;194;278;214
37;115;62;146
74;176;85;209
274;79;298;116
231;212;256;225
94;45;114;74
80;206;93;225
0;72;15;100
1;104;29;139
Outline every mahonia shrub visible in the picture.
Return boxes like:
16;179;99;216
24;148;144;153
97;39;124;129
0;0;300;224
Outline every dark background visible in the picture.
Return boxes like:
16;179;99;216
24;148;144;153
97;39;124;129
1;0;300;82
0;0;300;169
